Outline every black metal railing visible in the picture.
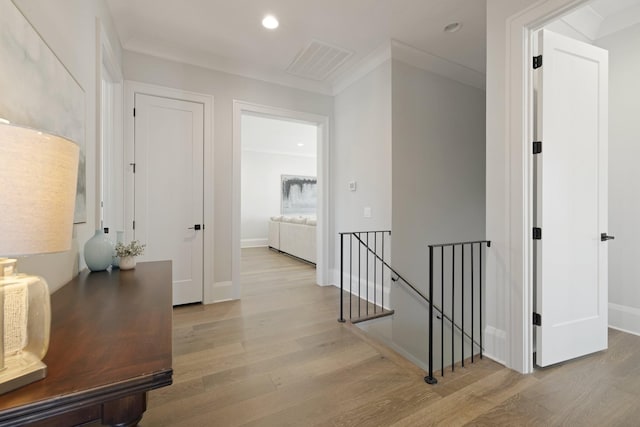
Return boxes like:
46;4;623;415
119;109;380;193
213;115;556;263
338;231;392;323
337;231;491;386
424;240;491;385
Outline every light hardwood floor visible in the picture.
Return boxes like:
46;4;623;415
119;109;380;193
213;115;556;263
140;247;640;426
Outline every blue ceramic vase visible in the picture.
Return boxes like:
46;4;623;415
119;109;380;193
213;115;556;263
84;229;113;271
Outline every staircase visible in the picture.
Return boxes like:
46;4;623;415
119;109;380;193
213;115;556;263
337;230;490;384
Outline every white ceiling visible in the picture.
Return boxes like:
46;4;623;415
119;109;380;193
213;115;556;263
557;0;640;41
241;113;317;158
105;0;489;94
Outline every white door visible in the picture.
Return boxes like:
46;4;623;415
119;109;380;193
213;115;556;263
134;93;204;305
534;30;609;367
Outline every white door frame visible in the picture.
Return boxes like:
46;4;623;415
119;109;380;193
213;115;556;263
232;100;330;298
96;17;124;231
124;80;215;302
504;0;591;373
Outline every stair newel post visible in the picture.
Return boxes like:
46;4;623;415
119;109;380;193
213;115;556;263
425;245;438;385
338;233;346;323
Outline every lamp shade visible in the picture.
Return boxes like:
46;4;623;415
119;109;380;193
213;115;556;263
0;122;79;256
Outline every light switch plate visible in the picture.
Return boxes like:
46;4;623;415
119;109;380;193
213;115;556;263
364;207;372;218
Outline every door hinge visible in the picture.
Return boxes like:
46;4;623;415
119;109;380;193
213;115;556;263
133;220;135;230
533;227;542;240
133;108;136;117
533;141;542;154
533;55;543;69
533;312;542;326
130;162;136;173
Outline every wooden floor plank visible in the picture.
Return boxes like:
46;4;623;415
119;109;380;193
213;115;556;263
140;247;640;427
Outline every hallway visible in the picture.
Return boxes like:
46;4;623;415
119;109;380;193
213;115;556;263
140;248;640;426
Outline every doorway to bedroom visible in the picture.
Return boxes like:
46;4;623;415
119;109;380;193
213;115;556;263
240;111;318;290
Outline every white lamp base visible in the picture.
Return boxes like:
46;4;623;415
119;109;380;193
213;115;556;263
0;351;47;395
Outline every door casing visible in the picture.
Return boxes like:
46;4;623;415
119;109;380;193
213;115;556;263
502;0;593;373
232;100;331;299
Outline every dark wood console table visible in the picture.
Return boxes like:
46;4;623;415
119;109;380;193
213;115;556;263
0;261;173;426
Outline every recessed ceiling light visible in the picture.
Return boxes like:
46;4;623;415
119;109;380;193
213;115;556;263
297;143;304;147
262;15;279;30
444;22;462;33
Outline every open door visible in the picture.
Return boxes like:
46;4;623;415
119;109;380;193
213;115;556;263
534;29;609;367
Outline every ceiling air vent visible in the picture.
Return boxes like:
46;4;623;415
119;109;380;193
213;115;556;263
286;40;353;81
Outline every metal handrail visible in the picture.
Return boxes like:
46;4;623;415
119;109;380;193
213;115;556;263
343;232;484;350
338;231;491;386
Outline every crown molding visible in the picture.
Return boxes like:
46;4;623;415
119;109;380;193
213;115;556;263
123;40;334;96
598;4;640;39
560;5;603;41
389;40;485;90
123;37;487;97
331;41;392;95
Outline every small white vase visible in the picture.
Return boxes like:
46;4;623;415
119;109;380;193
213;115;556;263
119;256;136;270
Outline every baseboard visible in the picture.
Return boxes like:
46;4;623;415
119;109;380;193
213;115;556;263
330;268;392;310
331;268;340;287
609;302;640;337
241;238;268;248
204;280;235;304
483;325;507;365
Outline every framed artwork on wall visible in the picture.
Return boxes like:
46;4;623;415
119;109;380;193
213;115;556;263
281;175;317;215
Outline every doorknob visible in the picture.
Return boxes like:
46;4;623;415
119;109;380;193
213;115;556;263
188;224;202;230
601;233;615;241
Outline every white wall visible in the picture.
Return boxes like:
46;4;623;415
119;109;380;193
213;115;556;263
11;0;122;292
390;59;486;365
331;59;392;279
241;150;316;247
123;51;333;286
597;23;640;335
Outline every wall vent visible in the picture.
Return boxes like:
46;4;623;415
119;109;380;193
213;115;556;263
286;39;353;81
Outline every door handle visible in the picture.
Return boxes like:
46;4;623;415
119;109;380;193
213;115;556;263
188;224;202;231
601;233;615;241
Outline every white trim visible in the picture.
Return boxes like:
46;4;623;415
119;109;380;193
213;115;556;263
483;326;507;365
609;303;640;337
205;281;233;304
123;80;215;305
233;101;331;300
504;0;591;374
123;43;333;96
390;40;486;90
241;238;268;248
598;4;640;40
241;146;316;158
559;6;602;41
332;42;392;95
332;38;486;95
96;18;124;230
